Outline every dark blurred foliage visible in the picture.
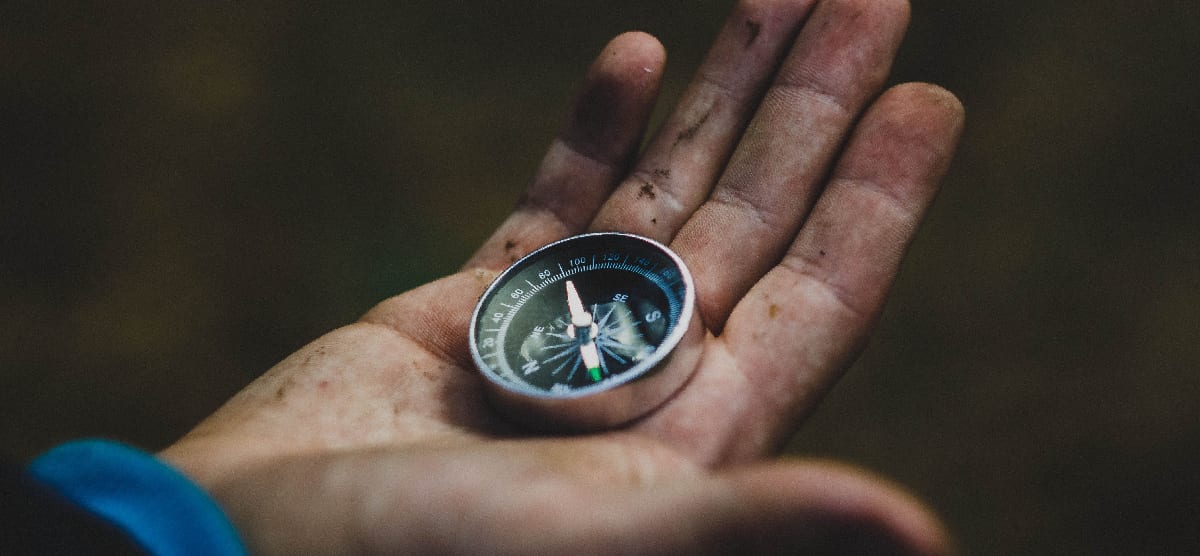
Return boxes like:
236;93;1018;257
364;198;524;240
1;1;1197;554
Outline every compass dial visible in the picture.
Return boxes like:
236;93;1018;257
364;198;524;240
469;232;698;429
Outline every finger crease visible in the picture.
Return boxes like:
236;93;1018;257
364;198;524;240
695;67;757;101
778;254;872;322
829;175;918;217
710;185;790;230
557;134;627;177
766;77;854;120
509;202;576;239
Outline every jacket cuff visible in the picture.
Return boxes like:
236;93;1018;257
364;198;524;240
28;439;246;556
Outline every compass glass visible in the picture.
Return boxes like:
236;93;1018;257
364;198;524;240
471;233;693;398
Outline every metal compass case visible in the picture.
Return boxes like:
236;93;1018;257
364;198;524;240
469;232;702;430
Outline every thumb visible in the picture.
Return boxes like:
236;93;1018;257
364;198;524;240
610;460;953;555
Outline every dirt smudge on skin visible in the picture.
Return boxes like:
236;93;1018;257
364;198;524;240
472;267;496;285
769;304;780;319
745;20;762;47
504;239;519;262
302;344;327;366
674;107;712;147
820;249;827;256
273;376;296;401
651;217;658;225
638;182;656;200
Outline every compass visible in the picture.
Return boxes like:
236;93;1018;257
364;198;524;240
470;232;701;430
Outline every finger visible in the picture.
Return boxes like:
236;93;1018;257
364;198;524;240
210;450;949;555
465;32;665;271
589;0;817;240
641;84;964;464
726;83;963;452
670;0;912;331
531;459;952;555
702;461;954;555
506;460;951;555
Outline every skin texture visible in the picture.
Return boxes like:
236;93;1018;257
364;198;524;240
161;1;965;554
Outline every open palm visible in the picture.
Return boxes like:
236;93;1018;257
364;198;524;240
162;1;964;553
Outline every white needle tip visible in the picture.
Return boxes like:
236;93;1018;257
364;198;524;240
565;280;593;328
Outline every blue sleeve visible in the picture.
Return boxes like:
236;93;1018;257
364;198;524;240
26;439;247;556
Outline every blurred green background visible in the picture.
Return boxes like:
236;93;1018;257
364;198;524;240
2;1;1197;553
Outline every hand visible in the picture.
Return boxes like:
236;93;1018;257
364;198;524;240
161;1;964;553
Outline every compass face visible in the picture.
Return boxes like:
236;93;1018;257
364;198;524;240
470;233;694;399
